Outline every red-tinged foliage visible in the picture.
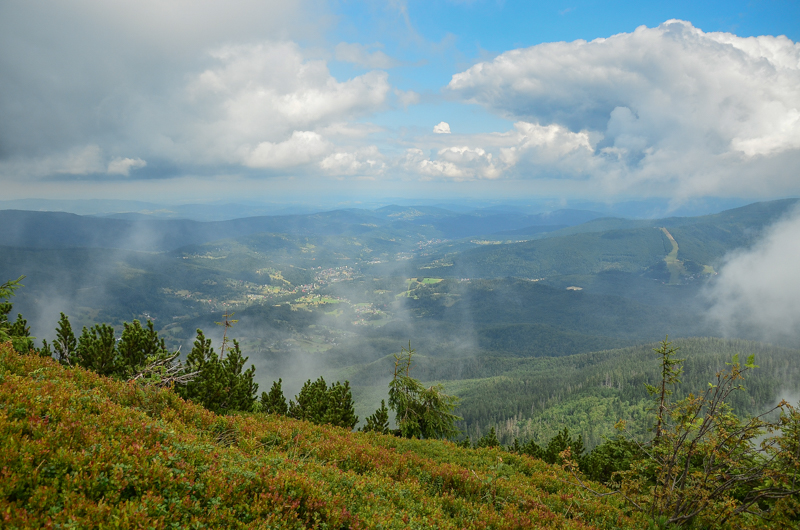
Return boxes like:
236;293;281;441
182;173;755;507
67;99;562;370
1;342;645;529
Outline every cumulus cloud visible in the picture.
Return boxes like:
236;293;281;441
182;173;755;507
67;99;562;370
406;146;500;180
398;120;597;182
185;42;390;167
320;146;386;175
433;122;451;134
335;42;400;69
498;121;596;168
446;20;800;197
243;131;331;169
705;204;800;344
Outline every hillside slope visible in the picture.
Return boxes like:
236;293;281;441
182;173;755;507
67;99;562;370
0;343;643;529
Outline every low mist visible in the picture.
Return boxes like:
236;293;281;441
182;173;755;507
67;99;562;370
705;205;800;345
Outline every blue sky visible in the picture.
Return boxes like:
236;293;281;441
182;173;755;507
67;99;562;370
1;0;799;206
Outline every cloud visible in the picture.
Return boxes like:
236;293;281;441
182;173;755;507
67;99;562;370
320;146;386;175
0;1;326;159
396;120;597;182
406;146;500;180
185;42;390;167
498;121;596;168
446;20;800;198
243;131;331;169
0;1;397;180
107;157;147;176
335;42;400;69
0;145;146;179
705;204;800;344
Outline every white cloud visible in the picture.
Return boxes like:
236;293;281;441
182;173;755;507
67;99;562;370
705;205;800;343
335;42;400;69
498;121;595;167
107;157;147;176
243;131;331;169
397;120;596;182
407;146;500;180
446;20;800;198
320;146;386;175
433;122;451;134
184;42;391;167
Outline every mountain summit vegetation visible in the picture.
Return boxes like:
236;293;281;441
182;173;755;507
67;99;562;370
1;342;645;529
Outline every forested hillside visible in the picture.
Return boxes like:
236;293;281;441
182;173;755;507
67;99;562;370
334;337;800;448
2;199;799;461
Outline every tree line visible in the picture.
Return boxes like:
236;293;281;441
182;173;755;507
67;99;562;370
1;276;460;439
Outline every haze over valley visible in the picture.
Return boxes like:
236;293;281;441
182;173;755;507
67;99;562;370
3;198;799;444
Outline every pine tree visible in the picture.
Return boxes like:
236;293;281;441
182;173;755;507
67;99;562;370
0;276;34;353
288;377;358;430
117;319;168;376
289;377;329;423
9;313;34;353
324;381;358;429
74;324;119;377
0;276;23;344
260;379;289;415
544;427;584;465
178;329;258;415
361;400;390;434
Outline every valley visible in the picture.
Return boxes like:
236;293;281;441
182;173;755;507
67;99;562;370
2;198;799;448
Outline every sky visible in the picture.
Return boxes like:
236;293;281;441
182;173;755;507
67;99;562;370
1;0;799;206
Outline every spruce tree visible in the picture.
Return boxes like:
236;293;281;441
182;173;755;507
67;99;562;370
388;342;461;439
178;329;226;413
221;339;258;413
53;313;77;365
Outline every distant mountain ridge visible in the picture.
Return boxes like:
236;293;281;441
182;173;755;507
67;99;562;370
0;206;607;251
